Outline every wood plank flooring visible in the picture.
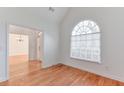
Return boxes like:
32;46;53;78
0;56;124;86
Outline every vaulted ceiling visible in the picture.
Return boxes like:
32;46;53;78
23;7;70;24
9;8;70;34
0;7;70;25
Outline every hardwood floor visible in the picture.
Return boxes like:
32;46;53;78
0;56;124;86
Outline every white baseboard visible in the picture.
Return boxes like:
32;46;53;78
62;62;124;82
0;77;8;82
42;62;58;68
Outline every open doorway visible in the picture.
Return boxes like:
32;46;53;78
8;24;43;79
9;34;29;62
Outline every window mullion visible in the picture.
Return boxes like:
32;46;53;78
71;20;100;63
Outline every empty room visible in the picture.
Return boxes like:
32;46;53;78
0;7;124;86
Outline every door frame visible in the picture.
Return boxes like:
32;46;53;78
6;23;44;80
37;33;42;61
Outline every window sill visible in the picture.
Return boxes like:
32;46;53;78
70;56;101;64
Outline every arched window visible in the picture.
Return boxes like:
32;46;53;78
70;20;101;63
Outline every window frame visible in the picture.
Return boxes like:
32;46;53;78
70;20;101;63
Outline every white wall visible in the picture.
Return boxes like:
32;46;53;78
9;34;28;56
60;8;124;82
0;8;59;82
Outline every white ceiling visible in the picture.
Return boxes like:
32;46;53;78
23;7;69;24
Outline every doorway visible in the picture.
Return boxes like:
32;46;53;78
8;24;43;79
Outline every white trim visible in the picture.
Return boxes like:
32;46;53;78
0;77;8;82
70;56;101;64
